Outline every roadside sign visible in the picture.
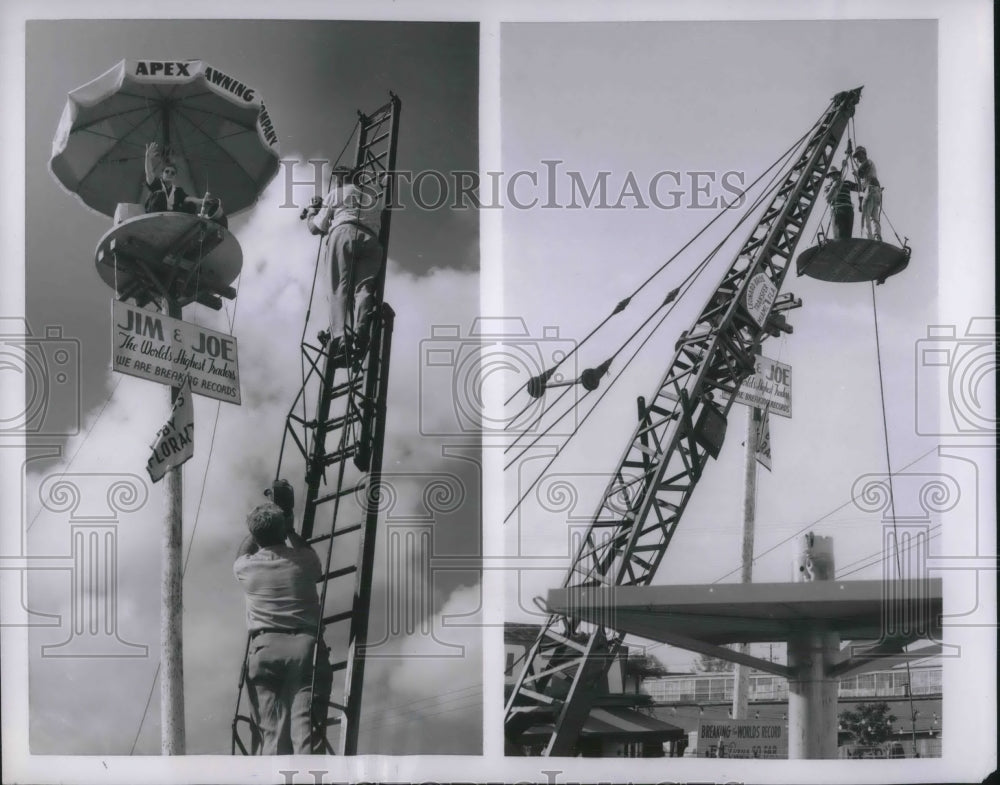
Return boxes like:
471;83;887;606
697;717;788;759
736;354;791;418
111;299;241;405
147;378;195;482
743;272;777;328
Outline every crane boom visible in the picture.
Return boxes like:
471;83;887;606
504;87;862;756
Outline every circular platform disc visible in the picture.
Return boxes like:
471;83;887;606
94;212;242;297
796;238;910;283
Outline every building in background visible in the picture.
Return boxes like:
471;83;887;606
641;662;942;758
505;624;686;757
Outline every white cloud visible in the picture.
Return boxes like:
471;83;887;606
361;583;483;754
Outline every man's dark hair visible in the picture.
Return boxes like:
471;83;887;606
246;502;286;547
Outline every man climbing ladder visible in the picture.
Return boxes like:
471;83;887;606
305;166;384;366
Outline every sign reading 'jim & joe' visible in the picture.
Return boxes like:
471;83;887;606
735;354;792;418
111;299;241;405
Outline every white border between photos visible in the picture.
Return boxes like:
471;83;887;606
1;0;994;783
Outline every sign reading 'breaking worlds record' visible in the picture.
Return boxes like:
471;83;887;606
697;717;788;759
111;299;241;405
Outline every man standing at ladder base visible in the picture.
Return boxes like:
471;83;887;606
305;166;384;365
234;489;331;754
853;146;883;241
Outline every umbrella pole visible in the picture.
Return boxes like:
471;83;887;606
161;296;186;754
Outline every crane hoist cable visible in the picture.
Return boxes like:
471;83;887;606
502;128;816;512
709;441;939;584
503;119;824;409
506;153;791;460
503;120;816;460
503;237;725;472
502;228;752;518
870;278;922;755
23;377;124;534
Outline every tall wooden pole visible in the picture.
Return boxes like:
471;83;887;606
731;403;758;720
161;298;185;754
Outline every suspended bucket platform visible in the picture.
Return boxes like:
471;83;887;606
95;211;242;310
796;238;909;284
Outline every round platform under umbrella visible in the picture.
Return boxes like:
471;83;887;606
50;59;280;218
95;212;242;311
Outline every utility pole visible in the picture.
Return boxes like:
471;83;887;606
161;297;185;754
731;395;760;720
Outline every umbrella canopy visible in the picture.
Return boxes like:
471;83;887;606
50;59;280;218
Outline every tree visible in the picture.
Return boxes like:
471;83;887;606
839;701;897;747
626;653;670;680
695;652;734;672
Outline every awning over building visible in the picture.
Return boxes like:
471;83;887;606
521;706;685;744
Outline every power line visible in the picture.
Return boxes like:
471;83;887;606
360;685;482;728
710;445;939;584
836;527;942;580
362;695;483;734
834;523;942;579
129;662;160;755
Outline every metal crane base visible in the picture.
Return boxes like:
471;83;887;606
796;238;909;284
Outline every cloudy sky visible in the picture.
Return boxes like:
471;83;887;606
12;17;481;759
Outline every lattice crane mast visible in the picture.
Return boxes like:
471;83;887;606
504;87;863;756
